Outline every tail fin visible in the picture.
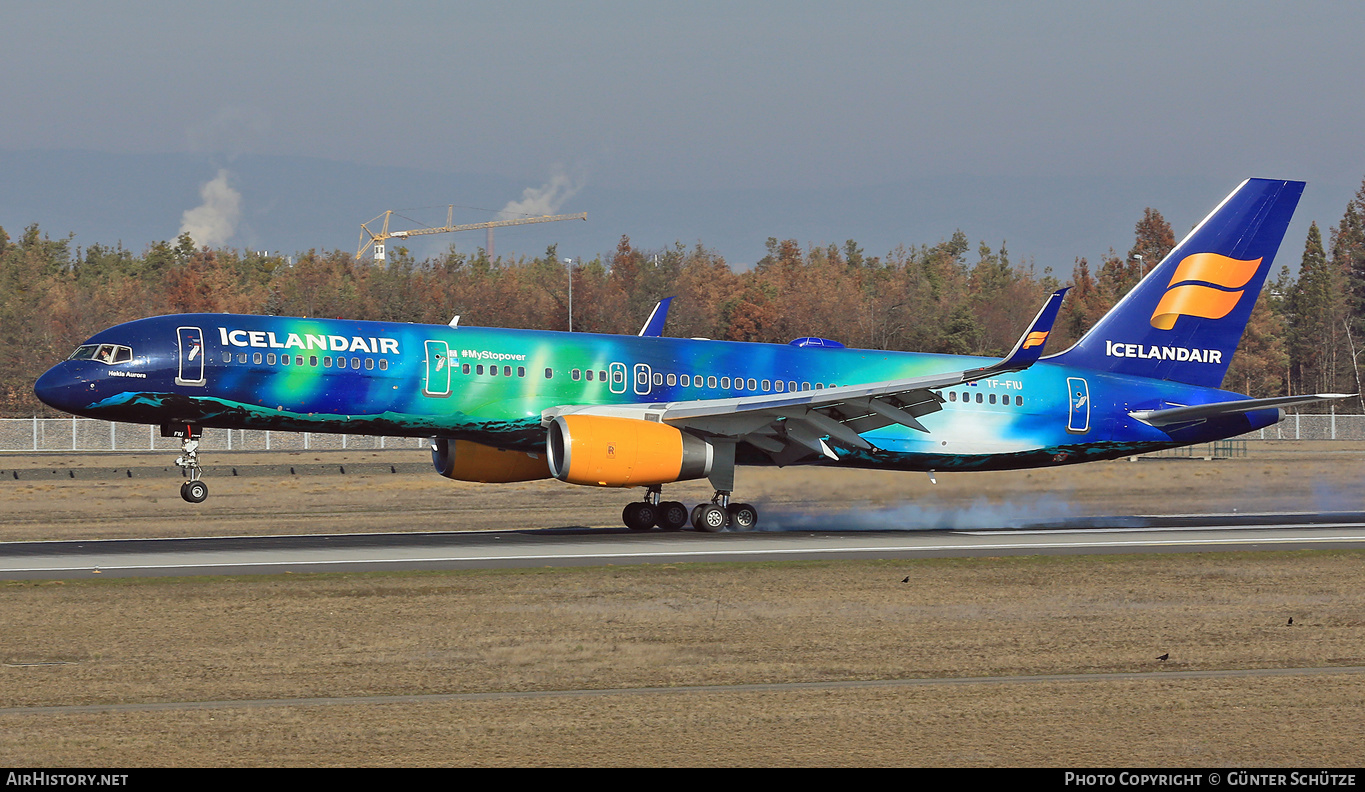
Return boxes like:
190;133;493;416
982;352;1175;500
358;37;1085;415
1053;178;1304;388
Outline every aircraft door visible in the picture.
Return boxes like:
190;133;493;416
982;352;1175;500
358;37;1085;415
608;362;627;394
424;340;451;397
633;363;652;396
1066;377;1090;434
176;326;206;387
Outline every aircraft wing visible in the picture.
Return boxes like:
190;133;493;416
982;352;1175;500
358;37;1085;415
544;288;1068;464
1129;393;1356;427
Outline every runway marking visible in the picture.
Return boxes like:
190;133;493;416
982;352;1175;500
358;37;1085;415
963;522;1365;536
4;666;1363;716
4;532;1365;575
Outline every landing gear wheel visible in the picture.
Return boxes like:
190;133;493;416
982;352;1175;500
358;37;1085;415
727;502;758;530
657;501;690;531
623;501;657;531
181;479;208;503
692;504;729;532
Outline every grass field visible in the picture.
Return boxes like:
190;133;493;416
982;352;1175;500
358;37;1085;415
1;444;1364;766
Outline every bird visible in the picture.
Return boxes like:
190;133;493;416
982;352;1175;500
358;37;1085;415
1288;617;1294;626
1156;653;1169;661
901;576;910;583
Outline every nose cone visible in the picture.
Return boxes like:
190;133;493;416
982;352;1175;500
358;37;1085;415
34;362;95;415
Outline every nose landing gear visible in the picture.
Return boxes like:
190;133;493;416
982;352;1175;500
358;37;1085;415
164;424;208;503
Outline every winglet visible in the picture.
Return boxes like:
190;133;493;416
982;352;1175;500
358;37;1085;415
638;297;674;337
963;287;1069;380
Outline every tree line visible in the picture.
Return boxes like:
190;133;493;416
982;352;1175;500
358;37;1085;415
2;174;1363;416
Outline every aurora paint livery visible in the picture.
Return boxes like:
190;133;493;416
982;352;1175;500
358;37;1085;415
35;178;1347;530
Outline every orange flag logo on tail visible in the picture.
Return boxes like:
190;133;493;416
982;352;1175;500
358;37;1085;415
1022;330;1049;349
1149;253;1262;330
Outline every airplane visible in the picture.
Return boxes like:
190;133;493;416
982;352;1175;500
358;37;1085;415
33;178;1351;532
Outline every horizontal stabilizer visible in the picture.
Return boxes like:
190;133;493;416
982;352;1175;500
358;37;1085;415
1129;393;1356;427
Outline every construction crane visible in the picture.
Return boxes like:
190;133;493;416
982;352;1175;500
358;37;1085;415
356;206;588;262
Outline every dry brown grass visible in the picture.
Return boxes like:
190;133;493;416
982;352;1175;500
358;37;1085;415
2;552;1363;766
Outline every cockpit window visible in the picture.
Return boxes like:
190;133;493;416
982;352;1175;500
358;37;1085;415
68;344;133;364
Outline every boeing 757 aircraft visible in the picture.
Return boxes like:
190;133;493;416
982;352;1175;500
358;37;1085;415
34;178;1348;531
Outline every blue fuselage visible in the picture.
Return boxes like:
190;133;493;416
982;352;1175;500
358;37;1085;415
34;313;1279;472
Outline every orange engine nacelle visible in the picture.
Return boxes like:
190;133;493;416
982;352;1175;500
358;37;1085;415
547;415;714;488
431;437;552;483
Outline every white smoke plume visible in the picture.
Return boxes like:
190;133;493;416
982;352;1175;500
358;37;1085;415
179;169;241;247
500;167;582;218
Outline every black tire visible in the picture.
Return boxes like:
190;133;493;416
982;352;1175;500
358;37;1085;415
657;501;690;531
624;502;661;531
727;502;758;530
623;502;650;531
182;480;208;503
693;504;728;532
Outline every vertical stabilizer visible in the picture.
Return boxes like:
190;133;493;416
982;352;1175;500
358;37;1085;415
1053;178;1304;388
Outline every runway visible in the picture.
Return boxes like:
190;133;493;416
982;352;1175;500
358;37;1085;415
3;511;1364;580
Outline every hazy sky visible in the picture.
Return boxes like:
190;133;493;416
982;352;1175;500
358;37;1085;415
3;1;1363;263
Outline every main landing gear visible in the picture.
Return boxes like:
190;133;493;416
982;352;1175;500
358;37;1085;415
622;486;758;532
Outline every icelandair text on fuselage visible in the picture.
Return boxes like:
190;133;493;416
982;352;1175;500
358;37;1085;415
1105;340;1223;364
7;774;129;786
1065;773;1356;787
218;328;399;355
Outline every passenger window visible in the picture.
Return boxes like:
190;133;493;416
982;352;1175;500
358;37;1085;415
667;373;676;386
585;369;594;381
949;391;956;402
721;377;731;388
351;357;361;369
490;365;498;376
518;366;525;378
599;370;607;382
572;369;581;381
976;392;983;403
266;353;276;365
378;359;387;370
681;374;690;387
222;352;232;363
1015;395;1023;406
477;364;484;375
545;368;554;379
747;378;757;390
323;356;332;367
708;376;718;388
253;352;263;365
503;365;512;377
309;356;318;367
366;358;374;370
789;381;798;392
282;354;291;366
761;379;771;391
653;372;663;386
238;353;248;364
989;393;996;404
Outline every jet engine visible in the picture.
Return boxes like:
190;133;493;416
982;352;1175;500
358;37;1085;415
431;437;552;483
547;415;714;487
